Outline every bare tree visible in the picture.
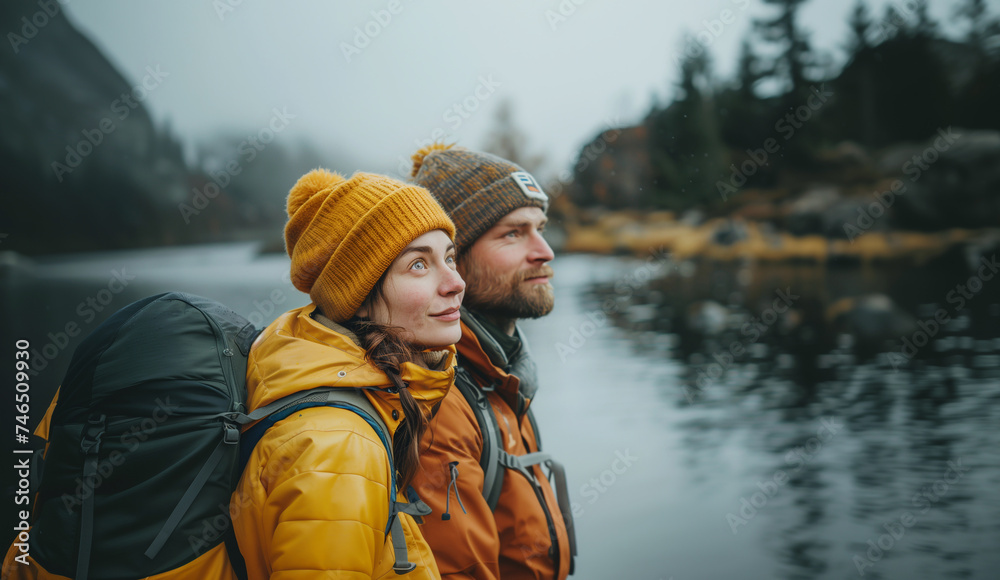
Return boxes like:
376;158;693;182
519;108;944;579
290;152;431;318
481;98;545;175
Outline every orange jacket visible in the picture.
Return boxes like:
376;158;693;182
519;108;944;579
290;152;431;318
412;319;571;579
232;304;453;579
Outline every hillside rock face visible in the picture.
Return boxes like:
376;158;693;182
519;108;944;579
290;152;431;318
1;0;189;253
887;129;1000;231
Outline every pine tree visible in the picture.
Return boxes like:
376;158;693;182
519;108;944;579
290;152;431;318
845;0;871;55
955;0;1000;54
953;0;1000;129
753;0;814;99
872;4;906;44
647;37;728;209
878;0;937;40
735;39;763;99
911;0;937;38
718;37;772;151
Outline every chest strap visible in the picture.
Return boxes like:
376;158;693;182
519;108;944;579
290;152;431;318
453;367;577;573
390;485;432;574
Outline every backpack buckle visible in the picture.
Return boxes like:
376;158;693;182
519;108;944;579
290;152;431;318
392;562;417;574
223;422;240;445
81;414;106;455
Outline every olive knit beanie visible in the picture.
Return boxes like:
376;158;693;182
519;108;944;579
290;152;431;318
284;169;455;322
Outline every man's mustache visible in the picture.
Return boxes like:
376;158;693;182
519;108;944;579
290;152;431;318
518;265;555;282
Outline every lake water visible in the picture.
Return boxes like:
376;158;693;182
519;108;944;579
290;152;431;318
2;244;998;579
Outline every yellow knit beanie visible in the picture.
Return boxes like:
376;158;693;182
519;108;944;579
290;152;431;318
284;169;455;322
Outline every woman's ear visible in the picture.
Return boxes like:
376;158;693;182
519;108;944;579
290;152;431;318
355;295;377;320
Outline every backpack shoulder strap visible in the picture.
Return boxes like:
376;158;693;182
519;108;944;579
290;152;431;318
453;366;504;511
234;386;429;574
236;387;393;505
526;406;542;451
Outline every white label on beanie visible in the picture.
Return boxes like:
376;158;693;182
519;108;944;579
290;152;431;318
510;172;548;206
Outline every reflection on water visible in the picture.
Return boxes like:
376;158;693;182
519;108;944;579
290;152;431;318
535;251;1000;580
3;245;999;579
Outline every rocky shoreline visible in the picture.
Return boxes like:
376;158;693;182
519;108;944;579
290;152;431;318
553;207;998;267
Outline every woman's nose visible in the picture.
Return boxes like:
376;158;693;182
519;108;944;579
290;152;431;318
441;266;465;295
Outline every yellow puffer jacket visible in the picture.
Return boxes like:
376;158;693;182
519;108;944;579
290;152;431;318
232;303;453;580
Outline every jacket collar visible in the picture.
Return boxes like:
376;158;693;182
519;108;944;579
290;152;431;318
246;303;455;437
460;307;540;401
457;308;539;414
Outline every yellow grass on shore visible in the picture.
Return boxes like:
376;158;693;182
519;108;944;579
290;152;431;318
561;214;986;266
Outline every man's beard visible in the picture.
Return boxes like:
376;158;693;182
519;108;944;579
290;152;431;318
460;261;555;320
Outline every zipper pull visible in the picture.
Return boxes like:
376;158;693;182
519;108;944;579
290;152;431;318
441;461;468;520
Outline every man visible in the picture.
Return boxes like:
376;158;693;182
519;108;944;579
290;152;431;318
409;143;575;579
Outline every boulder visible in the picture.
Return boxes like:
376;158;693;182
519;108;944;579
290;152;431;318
826;294;917;352
784;187;841;236
881;129;1000;230
686;301;729;336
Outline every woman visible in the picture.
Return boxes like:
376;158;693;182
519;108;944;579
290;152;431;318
232;169;465;579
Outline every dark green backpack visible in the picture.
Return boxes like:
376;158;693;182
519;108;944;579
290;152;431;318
29;292;426;579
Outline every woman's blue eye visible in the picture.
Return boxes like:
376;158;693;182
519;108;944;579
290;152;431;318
411;260;426;270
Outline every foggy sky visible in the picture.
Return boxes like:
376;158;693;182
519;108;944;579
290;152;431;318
62;0;962;183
